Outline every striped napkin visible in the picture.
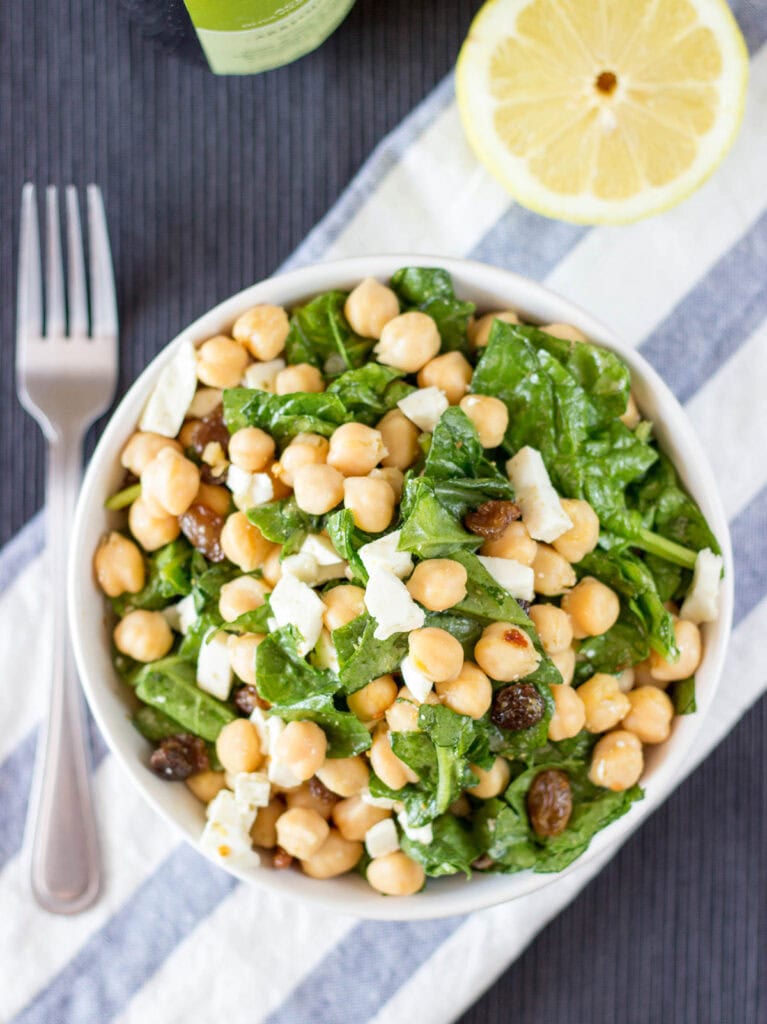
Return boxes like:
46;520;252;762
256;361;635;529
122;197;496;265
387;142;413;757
2;6;766;1021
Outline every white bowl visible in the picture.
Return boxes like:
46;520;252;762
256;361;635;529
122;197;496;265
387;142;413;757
69;255;733;921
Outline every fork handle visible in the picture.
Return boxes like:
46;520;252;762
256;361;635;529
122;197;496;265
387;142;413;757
29;433;100;914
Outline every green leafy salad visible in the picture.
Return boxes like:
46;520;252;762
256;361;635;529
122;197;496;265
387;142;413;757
95;266;723;896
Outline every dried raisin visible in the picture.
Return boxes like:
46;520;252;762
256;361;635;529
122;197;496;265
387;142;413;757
149;734;209;781
464;500;520;539
491;682;545;731
179;503;225;562
527;769;572;837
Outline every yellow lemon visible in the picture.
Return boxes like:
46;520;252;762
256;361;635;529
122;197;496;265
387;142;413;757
456;0;749;223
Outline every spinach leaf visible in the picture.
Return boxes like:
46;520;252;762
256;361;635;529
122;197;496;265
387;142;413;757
112;537;194;616
324;509;378;584
390;267;475;354
135;657;235;742
269;696;372;757
400;814;481;878
398;479;480;558
223;389;349;442
132;705;187;743
471;799;539;871
575;606;650;683
255;626;338;704
671;676;696;715
285;290;372;374
630;453;721;557
333;613;410;693
327;364;414;425
248;498;322;555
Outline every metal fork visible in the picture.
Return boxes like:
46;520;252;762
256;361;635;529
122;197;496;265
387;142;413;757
17;184;118;914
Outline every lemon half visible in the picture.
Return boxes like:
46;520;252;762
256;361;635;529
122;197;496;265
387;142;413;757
456;0;749;224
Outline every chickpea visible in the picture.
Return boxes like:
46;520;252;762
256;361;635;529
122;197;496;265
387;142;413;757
322;584;366;632
466;756;511;798
369;466;404;502
650;619;702;682
342;477;395;533
385;687;421;733
481;521;538;566
273;721;328;782
195;482;231;517
449;794;471;817
275;363;325;395
275;433;329;487
293;464;345;515
228;633;265;685
377;409;420;471
285;783;336;821
459;395;509;448
435;661;492;719
196;335;249;388
369;727;419;789
220;512;272;572
219;576;269;622
408;627;464;683
620;393;641;430
406;558;468;611
316;755;371;797
113;609;173;662
347;676;398;723
531;545;577;596
589;730;644;791
474;621;540;682
541;323;587;342
185;770;227;804
228;427;275;473
577;673;632;733
186;387;223;420
232;304;290;361
561;577;620;638
261;545;283;587
469;310;519;349
374;311;441;373
328;423;387;477
528;604;573;654
344;278;400;338
332;796;391;841
121;432;182;476
128;496;180;552
94;532;145;597
550;646;576;686
621;686;674;744
616;667;635;693
300;828;363;879
367;851;425;896
215;719;263;774
141;447;200;517
633;658;661;688
250;796;285;848
417;351;472;405
548;684;586;741
275;807;330;859
552;499;600;563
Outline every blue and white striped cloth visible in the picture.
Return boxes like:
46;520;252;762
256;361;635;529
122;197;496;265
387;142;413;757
2;5;767;1019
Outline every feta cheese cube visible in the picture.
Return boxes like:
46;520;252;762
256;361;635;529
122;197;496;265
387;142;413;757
226;465;274;512
242;358;286;392
680;548;723;624
269;574;325;656
360;787;402;811
139;339;198;437
358;530;413;580
281;534;347;586
175;594;198;635
233;772;271;819
268;759;302;790
365;818;400;858
200;790;261;869
477;555;535;601
301;533;345;567
364;568;425;641
160;603;182;633
397;810;433;845
196;630;233;700
249;706;269;749
505;446;573;543
397;387;449;433
400;655;434;704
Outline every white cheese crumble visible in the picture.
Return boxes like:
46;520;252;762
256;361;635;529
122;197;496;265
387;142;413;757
360;787;402;811
365;818;400;858
505;446;573;543
232;772;271;819
477;555;535;602
226;464;274;512
196;630;233;700
680;548;723;624
358;530;413;580
242;358;286;392
281;533;347;586
397;386;449;433
200;790;260;869
400;655;434;704
139;339;198;438
174;594;198;635
364;568;425;641
268;573;325;656
397;809;433;845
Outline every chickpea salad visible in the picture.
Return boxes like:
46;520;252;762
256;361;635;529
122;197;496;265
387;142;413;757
95;267;723;896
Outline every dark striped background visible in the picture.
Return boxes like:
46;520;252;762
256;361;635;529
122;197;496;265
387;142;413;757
0;2;764;1021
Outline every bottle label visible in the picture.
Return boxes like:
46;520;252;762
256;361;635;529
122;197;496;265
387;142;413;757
183;0;354;74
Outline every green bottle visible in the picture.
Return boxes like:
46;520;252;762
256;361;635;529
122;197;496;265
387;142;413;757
183;0;355;75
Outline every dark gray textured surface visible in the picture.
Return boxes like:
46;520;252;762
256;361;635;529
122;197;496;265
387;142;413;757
0;3;764;1022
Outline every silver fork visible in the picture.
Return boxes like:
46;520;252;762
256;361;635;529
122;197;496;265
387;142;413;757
17;184;118;914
